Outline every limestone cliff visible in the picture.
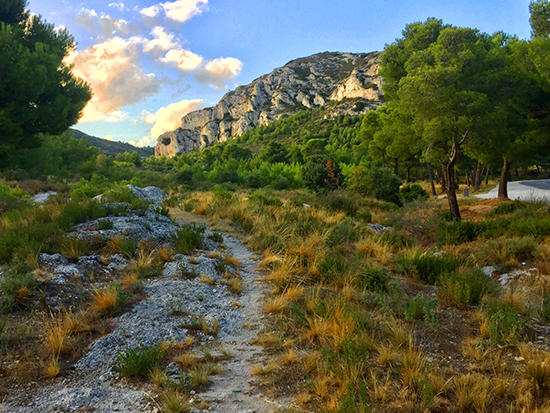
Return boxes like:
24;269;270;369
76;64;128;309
155;51;383;157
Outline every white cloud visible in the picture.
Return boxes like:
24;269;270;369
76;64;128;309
140;0;207;23
108;2;127;12
162;0;208;23
105;110;129;123
129;136;157;147
144;99;204;140
194;57;243;88
140;5;161;18
75;9;137;38
66;36;162;123
161;48;203;72
143;26;178;55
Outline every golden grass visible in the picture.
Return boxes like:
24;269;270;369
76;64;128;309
377;343;400;367
158;245;175;262
44;357;61;378
206;251;220;259
104;235;124;255
189;256;200;264
90;286;119;314
401;347;425;389
200;274;215;285
264;295;290;314
250;359;280;376
224;254;241;269
356;236;393;265
280;348;298;365
454;373;492;413
122;272;139;287
226;276;244;294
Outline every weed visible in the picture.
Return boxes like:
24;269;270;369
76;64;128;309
404;292;438;328
437;269;501;308
208;232;224;243
484;300;524;345
116;344;165;378
454;373;491;412
174;224;205;254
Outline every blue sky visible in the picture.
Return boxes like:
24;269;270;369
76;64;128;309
27;0;532;146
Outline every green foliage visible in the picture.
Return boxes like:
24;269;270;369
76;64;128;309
530;0;550;37
484;301;524;345
174;224;205;254
395;252;461;285
540;294;550;323
348;164;402;206
326;219;359;248
116;344;165;378
405;292;438;327
358;267;392;293
437;270;501;308
317;192;358;216
400;183;429;203
488;200;525;216
248;191;283;207
301;156;342;192
0;5;91;169
208;232;224;243
1;268;39;301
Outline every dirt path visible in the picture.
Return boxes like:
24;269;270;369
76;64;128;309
194;234;286;413
0;225;288;412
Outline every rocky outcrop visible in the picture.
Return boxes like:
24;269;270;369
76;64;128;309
155;51;383;157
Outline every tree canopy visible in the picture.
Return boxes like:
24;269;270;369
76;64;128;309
0;0;91;168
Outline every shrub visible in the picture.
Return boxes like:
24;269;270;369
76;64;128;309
116;344;165;378
358;267;392;292
489;200;525;216
1;268;39;303
484;300;523;345
405;292;438;327
400;183;429;203
174;224;205;254
395;252;462;284
301;156;342;192
509;218;550;238
356;210;372;223
367;166;402;206
437;270;501;308
437;221;484;245
317;192;358;216
248;191;283;207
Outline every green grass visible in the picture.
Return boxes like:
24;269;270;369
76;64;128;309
437;270;501;308
174;224;205;254
116;344;165;378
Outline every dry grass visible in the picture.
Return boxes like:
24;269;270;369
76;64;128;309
356;236;393;264
224;254;241;269
455;373;492;412
44;357;61;378
104;235;124;255
206;251;220;259
158;245;175;262
264;295;290;314
200;274;215;285
251;359;280;376
90;286;119;314
226;276;244;294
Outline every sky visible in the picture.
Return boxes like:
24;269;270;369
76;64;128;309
27;0;533;147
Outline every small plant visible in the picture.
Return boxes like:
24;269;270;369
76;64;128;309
97;219;114;230
90;284;127;315
208;232;224;243
404;292;438;328
454;373;491;412
484;300;523;345
174;224;205;254
437;269;501;308
1;268;39;303
116;344;165;378
153;206;171;217
400;183;429;203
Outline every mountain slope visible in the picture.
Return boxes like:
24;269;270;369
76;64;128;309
155;51;383;158
70;129;154;158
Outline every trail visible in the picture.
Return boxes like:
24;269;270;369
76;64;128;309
0;225;288;412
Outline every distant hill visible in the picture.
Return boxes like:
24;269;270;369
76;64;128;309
70;129;154;158
155;51;383;158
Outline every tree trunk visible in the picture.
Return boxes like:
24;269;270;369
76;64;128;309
498;159;512;199
427;164;437;196
487;168;492;184
441;171;447;194
445;141;462;222
473;162;482;192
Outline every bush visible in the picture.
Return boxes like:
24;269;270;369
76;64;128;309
405;292;438;327
367;166;402;206
1;268;39;303
395;252;462;284
301;156;342;192
437;270;501;308
116;344;165;378
400;183;429;203
174;224;205;254
356;210;372;223
489;200;525;216
248;191;283;207
358;267;392;292
317;192;358;216
509;218;550;238
484;300;523;345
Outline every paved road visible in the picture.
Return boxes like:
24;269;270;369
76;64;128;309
476;179;550;201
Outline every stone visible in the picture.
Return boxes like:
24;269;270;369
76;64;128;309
155;52;384;157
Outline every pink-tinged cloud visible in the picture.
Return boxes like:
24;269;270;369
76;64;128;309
141;99;205;141
161;48;203;72
74;9;138;38
66;37;162;123
140;0;208;23
194;57;243;88
143;26;178;57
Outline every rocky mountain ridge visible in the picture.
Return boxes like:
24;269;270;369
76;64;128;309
155;51;384;158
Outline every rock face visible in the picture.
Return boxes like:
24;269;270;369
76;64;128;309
155;51;383;157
